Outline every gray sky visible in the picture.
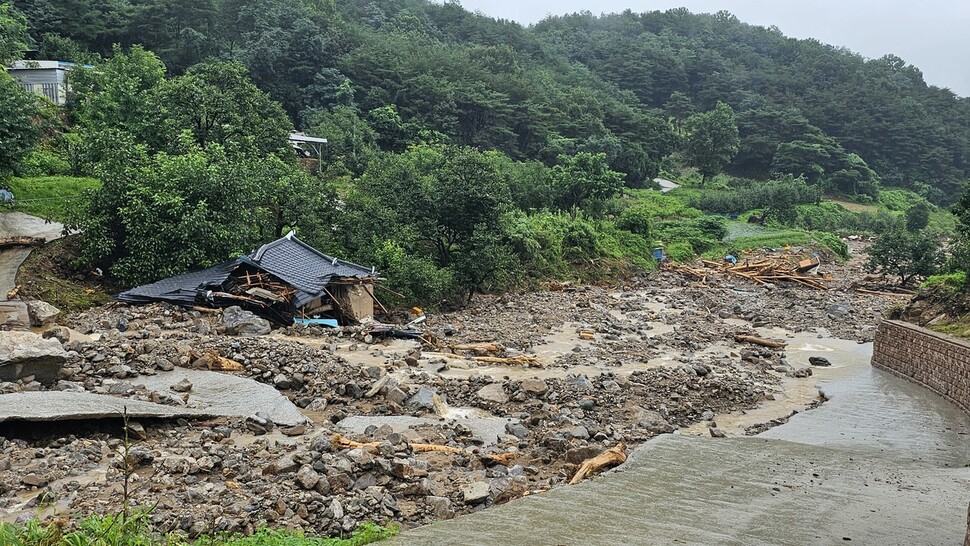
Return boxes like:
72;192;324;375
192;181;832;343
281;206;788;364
457;0;970;97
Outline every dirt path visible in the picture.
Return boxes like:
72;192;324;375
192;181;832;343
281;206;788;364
0;212;64;299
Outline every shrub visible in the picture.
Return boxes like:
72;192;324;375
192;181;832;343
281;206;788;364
665;241;696;262
617;204;653;237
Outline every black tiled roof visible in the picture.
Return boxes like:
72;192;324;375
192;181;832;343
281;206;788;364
117;234;376;309
116;260;239;305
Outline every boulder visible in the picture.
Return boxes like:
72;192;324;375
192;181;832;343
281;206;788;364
460;481;491;505
809;356;832;367
520;378;548;396
476;383;508;404
221;306;271;336
26;300;60;327
0;331;67;384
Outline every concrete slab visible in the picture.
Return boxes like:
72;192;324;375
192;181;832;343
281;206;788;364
0;391;208;422
137;368;306;427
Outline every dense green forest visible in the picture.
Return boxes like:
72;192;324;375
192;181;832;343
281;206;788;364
3;0;969;303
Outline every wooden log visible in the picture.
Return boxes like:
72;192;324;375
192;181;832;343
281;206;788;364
5;285;21;299
472;355;543;367
192;350;245;372
191;306;223;314
734;334;787;348
568;443;627;484
854;288;913;297
449;343;503;354
0;236;45;249
330;434;517;465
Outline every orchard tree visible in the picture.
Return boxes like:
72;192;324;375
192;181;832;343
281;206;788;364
149;62;291;157
551;152;624;214
685;102;740;187
865;223;941;286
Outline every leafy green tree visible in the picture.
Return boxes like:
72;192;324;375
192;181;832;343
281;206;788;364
71;135;263;285
684;102;740;187
663;91;695;135
551;152;624;213
305;105;377;175
906;201;931;231
149;62;291;156
69;45;167;137
865;224;941;286
0;73;39;178
0;2;30;65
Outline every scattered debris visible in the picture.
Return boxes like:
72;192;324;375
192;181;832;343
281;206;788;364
568;443;627;484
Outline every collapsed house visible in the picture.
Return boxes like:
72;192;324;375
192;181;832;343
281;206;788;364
117;232;380;325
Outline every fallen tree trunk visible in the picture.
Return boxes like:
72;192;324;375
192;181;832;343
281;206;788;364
331;434;517;465
568;443;627;484
190;350;245;372
0;236;45;249
733;335;788;349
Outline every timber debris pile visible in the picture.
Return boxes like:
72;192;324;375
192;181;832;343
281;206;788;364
672;252;830;290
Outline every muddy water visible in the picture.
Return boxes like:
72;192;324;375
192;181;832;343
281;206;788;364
395;335;970;545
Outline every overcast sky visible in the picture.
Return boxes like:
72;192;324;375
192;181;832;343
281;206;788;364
457;0;970;97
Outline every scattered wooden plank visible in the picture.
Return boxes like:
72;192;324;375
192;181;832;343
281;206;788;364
734;334;788;349
330;433;517;466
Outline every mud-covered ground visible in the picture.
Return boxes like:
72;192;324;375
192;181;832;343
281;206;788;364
0;242;899;538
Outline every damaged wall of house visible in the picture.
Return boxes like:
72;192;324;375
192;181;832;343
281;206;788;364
331;283;375;322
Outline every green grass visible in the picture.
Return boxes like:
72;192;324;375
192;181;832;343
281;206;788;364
0;516;398;546
6;176;100;222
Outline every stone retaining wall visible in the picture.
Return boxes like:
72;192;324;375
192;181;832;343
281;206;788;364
871;319;970;415
870;319;970;545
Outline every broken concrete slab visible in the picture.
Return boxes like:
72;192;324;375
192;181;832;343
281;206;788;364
0;391;208;423
0;300;29;330
136;367;305;427
0;330;67;384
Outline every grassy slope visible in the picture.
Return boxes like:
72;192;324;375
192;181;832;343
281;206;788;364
7;176;100;222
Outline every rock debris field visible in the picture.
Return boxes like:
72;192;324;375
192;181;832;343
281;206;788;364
0;243;900;538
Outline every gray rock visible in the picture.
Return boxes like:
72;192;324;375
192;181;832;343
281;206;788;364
221;306;271;336
41;326;70;344
426;495;455;519
460;481;491;505
26;300;60;327
170;378;193;393
296;466;320;490
386;387;408;405
506;422;530;440
21;473;47;488
578;398;596;410
520;378;548;396
809;357;832;367
476;383;508;403
565;376;594;390
569;425;590;440
637;409;673;434
792;367;814;378
407;386;442;412
0;331;67;385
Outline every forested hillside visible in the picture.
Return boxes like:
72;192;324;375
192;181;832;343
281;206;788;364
3;0;969;304
11;0;970;202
